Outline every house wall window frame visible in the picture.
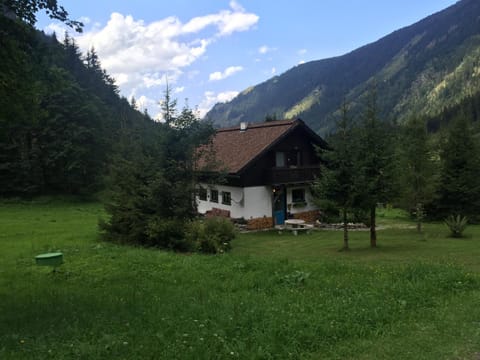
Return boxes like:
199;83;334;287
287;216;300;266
221;191;232;205
275;151;286;167
210;189;219;203
199;187;207;201
287;149;301;167
291;188;306;204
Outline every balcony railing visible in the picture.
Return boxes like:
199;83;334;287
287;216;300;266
266;165;321;185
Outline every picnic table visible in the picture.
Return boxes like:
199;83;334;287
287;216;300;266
282;219;313;235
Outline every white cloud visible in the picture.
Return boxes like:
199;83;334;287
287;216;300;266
229;0;245;12
78;16;91;25
42;3;258;117
298;48;307;55
174;86;185;94
216;90;239;103
198;90;239;117
271;67;276;74
258;45;276;54
298;60;305;65
181;1;257;37
209;66;243;81
44;22;68;36
216;3;259;36
137;95;156;112
74;13;213;76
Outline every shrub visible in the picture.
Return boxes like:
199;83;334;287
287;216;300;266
186;217;236;254
146;217;194;251
444;214;468;238
351;208;369;225
318;200;341;223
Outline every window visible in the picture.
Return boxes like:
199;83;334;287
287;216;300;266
198;188;207;201
221;191;231;205
210;189;218;203
287;150;301;167
292;188;305;203
275;151;285;167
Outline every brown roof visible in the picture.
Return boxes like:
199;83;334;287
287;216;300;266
199;119;303;174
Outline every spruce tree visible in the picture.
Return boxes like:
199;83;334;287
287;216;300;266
357;85;396;247
159;80;177;125
313;100;358;250
399;116;436;232
434;115;480;220
101;89;216;250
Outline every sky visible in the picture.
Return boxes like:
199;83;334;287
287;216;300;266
36;0;458;120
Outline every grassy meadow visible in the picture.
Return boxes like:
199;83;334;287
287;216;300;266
1;199;480;359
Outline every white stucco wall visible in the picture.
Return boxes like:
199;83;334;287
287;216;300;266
243;186;272;219
197;183;317;219
196;184;272;219
286;186;317;215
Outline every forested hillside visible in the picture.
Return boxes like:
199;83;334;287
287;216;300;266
426;88;480;132
206;0;480;134
0;14;151;196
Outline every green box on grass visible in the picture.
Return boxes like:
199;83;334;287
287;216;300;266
35;252;63;267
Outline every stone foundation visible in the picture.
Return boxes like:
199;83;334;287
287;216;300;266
247;216;274;230
293;210;321;223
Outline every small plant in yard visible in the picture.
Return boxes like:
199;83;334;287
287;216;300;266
186;217;236;253
278;270;310;287
444;214;468;238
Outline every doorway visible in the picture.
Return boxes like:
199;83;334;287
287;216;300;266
273;186;286;225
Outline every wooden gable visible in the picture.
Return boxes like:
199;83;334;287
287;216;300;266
197;119;327;187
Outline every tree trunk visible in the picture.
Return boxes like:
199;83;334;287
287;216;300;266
416;220;422;233
415;203;423;233
342;207;349;250
370;205;377;248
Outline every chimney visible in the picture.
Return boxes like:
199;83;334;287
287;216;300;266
240;122;248;131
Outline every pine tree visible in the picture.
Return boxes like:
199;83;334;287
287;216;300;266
313;100;358;250
357;85;396;247
434;115;480;220
101;90;216;250
0;15;146;196
398;116;436;232
159;80;177;125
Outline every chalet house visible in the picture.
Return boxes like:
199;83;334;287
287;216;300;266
196;119;328;230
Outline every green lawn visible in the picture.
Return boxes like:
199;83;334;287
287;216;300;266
1;200;480;359
233;220;480;272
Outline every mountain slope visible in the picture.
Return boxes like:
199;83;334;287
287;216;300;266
206;0;480;134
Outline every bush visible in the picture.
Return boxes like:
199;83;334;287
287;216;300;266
351;208;370;226
186;217;236;254
318;200;341;223
444;214;468;238
146;217;194;251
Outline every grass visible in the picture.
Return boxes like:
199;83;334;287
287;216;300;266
233;224;480;272
1;200;480;359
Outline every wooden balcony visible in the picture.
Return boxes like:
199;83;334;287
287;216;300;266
266;165;321;185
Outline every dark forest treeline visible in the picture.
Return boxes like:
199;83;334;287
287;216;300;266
0;14;152;196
